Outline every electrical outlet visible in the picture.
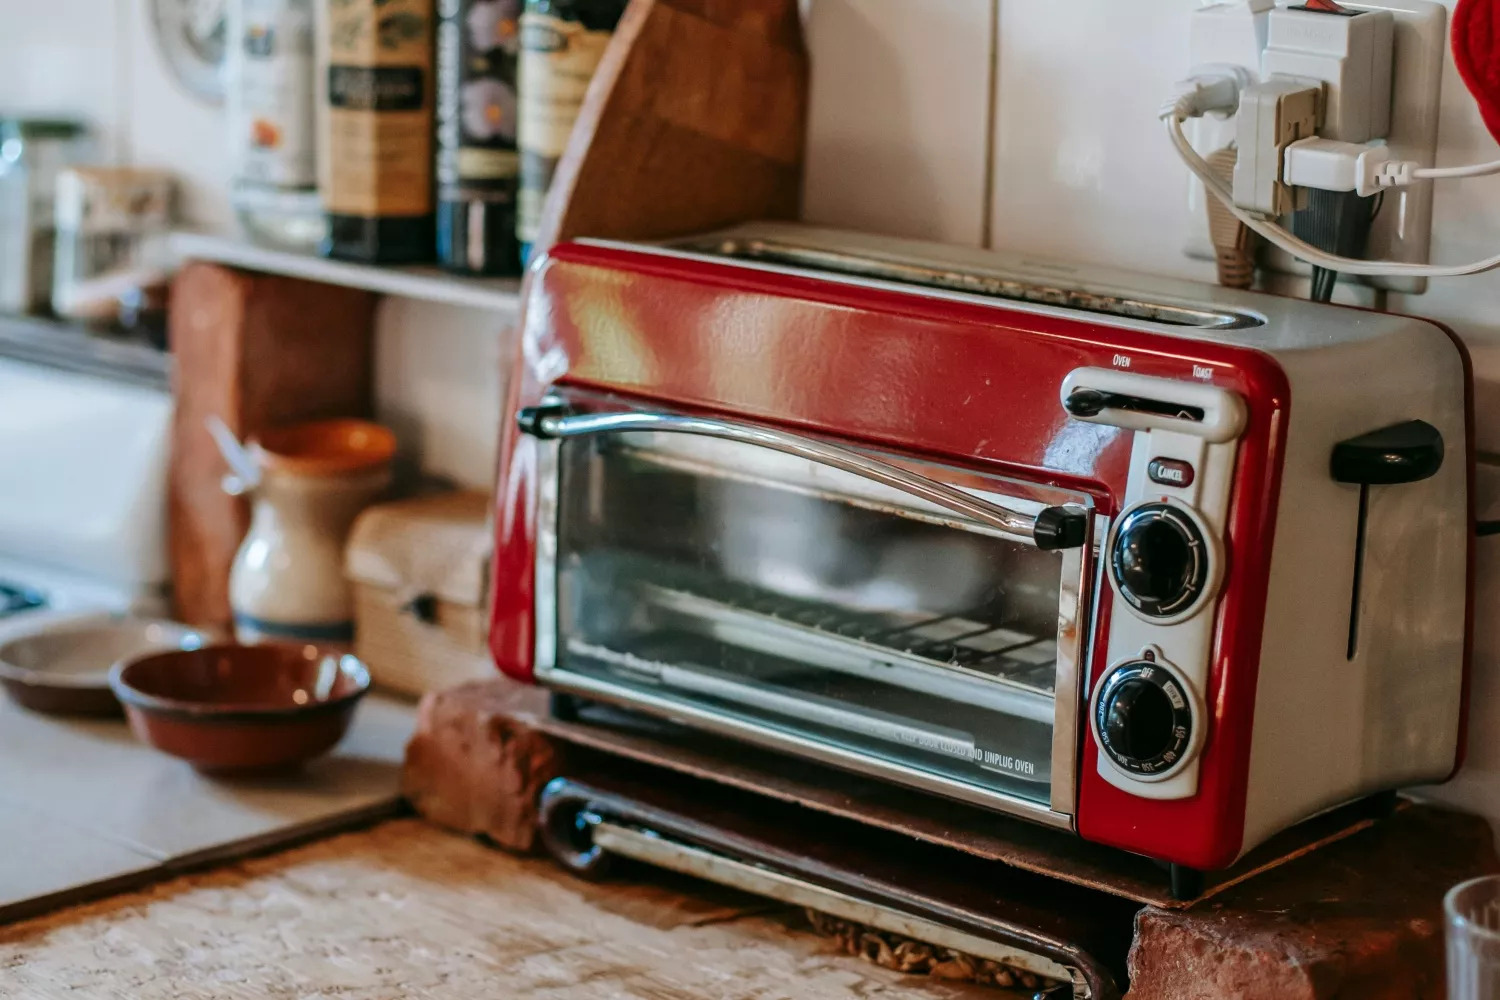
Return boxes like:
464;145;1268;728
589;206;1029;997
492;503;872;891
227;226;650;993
1183;0;1446;295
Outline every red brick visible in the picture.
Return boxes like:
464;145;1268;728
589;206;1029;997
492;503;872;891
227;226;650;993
401;680;562;852
1127;806;1498;1000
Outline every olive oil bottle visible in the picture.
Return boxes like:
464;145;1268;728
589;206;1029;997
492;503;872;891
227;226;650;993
515;0;628;262
435;0;522;274
316;0;437;263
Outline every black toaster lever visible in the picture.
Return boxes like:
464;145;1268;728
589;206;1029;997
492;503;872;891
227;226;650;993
1330;420;1444;485
1064;388;1206;423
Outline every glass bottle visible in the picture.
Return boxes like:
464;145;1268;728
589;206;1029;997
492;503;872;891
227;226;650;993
227;0;325;252
316;0;438;263
514;0;628;264
0;120;89;315
435;0;523;274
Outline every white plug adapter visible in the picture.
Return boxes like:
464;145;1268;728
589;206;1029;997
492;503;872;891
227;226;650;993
1262;4;1395;143
1233;79;1320;216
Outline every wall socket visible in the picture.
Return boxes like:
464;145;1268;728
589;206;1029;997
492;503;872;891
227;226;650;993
1183;0;1447;295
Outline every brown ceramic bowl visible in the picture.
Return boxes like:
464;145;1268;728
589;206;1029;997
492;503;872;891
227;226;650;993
109;643;371;773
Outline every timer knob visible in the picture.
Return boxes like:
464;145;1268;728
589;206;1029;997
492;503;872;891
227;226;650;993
1111;502;1210;619
1101;679;1176;761
1094;660;1195;777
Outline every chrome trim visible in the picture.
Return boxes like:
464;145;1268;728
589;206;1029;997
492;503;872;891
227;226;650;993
588;820;1080;991
538;665;1075;830
1049;537;1089;816
569;639;994;765
527;409;1078;549
675;236;1260;331
532;433;561;674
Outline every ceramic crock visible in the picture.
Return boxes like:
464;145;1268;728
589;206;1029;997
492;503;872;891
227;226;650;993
228;420;396;647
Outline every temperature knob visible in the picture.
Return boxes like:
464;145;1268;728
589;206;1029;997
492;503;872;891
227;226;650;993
1111;502;1210;618
1094;660;1194;777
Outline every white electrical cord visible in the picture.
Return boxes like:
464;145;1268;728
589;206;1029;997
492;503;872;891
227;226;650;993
1164;109;1500;278
1415;159;1500;180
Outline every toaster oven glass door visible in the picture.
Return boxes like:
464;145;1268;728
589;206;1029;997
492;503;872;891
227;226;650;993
531;401;1095;828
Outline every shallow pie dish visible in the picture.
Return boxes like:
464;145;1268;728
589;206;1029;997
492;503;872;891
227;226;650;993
109;643;371;772
0;615;213;716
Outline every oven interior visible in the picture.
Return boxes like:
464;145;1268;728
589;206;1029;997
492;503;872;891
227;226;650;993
548;429;1091;811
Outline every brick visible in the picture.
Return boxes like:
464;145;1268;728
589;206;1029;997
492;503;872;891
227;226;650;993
400;680;562;853
1127;805;1499;1000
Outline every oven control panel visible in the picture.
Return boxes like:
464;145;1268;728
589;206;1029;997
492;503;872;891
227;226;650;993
1061;368;1245;800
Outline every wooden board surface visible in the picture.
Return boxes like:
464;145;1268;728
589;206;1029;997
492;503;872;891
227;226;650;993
0;819;998;999
531;0;807;255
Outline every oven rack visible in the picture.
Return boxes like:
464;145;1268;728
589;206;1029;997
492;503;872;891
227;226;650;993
633;576;1057;725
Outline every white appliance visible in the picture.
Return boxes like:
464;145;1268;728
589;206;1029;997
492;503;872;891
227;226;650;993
0;339;173;622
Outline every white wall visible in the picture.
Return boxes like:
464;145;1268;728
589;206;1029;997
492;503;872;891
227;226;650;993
4;0;1500;833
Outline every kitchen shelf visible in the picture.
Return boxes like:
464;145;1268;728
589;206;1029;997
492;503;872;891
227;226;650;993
169;231;523;314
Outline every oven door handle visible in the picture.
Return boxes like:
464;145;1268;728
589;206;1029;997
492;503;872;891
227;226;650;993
518;405;1088;551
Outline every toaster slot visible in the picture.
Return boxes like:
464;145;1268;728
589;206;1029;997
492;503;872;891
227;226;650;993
675;236;1261;330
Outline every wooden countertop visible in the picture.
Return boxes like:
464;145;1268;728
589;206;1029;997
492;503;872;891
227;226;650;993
0;818;991;998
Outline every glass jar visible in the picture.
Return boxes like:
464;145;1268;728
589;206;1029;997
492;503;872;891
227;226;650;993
0;120;89;315
52;167;175;323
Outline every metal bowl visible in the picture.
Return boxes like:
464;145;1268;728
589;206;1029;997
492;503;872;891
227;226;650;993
0;615;213;716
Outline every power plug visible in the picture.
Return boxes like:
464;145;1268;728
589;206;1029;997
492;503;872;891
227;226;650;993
1180;0;1447;295
1233;79;1321;216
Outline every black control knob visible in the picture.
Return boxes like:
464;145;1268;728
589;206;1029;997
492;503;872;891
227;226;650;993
1094;660;1194;776
1111;502;1209;618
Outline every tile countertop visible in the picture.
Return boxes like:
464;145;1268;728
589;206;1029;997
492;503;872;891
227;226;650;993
0;690;416;923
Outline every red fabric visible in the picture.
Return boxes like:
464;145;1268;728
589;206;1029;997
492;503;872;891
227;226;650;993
1454;0;1500;144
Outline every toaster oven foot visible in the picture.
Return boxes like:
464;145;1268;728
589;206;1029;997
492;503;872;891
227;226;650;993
1170;864;1205;902
549;691;582;722
1361;790;1400;820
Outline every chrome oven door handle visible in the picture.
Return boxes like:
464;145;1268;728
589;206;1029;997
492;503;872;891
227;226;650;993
518;404;1087;551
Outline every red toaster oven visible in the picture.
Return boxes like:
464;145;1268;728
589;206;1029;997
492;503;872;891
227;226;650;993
490;223;1472;884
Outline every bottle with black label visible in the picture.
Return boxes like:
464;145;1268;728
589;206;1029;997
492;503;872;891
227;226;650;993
435;0;522;274
515;0;627;263
315;0;436;263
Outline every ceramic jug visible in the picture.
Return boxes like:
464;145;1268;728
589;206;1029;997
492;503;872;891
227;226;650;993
228;420;396;646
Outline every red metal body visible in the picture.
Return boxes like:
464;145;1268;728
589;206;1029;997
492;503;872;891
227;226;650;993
492;240;1297;870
